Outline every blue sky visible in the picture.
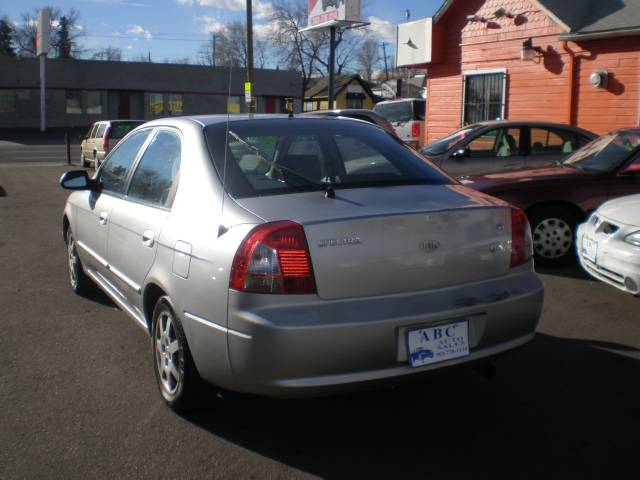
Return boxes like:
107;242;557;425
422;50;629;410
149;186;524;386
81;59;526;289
2;0;444;63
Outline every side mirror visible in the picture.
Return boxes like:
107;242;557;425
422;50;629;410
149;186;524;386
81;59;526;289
60;170;93;190
451;146;469;160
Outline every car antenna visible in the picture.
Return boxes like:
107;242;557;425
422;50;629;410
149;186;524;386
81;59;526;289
218;66;233;238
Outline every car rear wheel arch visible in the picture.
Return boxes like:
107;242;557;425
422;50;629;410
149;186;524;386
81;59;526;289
143;283;168;332
62;215;70;244
526;201;585;225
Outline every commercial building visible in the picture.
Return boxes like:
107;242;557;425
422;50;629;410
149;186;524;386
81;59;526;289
0;57;303;130
397;0;640;143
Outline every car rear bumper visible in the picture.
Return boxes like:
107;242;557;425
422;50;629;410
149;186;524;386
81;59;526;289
577;225;640;296
221;270;543;397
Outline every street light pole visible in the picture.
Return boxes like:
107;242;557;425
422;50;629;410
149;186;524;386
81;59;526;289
246;0;255;116
328;26;336;110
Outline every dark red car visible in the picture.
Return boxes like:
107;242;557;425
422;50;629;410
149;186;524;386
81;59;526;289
462;128;640;265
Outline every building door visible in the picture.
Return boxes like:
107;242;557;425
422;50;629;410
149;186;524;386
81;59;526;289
264;97;277;113
118;93;131;118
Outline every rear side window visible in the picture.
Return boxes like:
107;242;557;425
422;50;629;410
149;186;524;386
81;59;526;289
100;130;150;195
530;128;585;156
128;130;181;207
110;122;143;139
96;124;107;138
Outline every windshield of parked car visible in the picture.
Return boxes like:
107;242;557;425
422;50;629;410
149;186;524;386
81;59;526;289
563;130;640;172
204;119;452;198
421;127;481;156
373;102;413;123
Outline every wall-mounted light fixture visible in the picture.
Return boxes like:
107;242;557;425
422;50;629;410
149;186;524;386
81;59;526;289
466;14;486;23
521;37;544;61
590;70;609;88
494;8;514;18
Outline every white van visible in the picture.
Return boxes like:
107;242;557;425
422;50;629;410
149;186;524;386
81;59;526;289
373;98;426;148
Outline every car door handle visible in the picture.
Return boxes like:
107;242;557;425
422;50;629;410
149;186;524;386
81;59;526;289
99;212;108;225
142;230;155;248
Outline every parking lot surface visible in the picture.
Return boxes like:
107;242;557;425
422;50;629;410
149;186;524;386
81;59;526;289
1;162;639;479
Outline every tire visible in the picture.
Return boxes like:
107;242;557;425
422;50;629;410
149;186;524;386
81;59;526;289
81;153;89;168
529;206;580;267
151;297;203;411
66;228;93;294
93;151;99;168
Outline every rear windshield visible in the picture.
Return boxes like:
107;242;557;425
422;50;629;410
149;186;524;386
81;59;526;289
109;122;143;139
373;102;414;123
204;119;451;198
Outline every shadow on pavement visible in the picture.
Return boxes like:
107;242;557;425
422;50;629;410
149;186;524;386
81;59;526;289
80;285;118;308
182;334;640;478
0;185;5;197
536;262;591;281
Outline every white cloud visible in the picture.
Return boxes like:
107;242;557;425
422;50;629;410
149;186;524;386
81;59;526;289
126;44;133;49
198;15;224;33
254;20;277;39
365;16;396;44
179;0;271;18
128;24;153;40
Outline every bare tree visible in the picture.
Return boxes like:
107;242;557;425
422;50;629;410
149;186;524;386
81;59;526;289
198;21;264;68
13;7;84;58
269;0;364;87
355;37;380;81
0;16;16;56
92;46;122;61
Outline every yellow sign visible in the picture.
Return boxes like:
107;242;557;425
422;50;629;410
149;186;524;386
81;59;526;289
244;82;252;92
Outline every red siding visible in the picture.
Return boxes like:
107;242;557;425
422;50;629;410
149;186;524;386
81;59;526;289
425;0;640;143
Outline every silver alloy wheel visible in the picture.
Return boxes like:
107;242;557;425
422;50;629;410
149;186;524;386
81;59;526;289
67;234;79;289
154;311;183;396
532;217;573;259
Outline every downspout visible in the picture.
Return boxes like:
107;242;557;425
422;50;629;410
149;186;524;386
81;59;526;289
562;41;576;126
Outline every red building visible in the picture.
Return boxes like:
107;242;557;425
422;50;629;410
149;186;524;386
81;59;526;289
414;0;640;144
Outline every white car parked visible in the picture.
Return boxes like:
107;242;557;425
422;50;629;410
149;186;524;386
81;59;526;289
577;194;640;296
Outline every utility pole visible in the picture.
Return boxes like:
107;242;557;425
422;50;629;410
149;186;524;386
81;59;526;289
37;9;51;133
211;32;216;67
328;26;336;110
245;0;255;116
382;42;389;81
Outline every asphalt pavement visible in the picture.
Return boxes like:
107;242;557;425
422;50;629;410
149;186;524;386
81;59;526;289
0;160;639;479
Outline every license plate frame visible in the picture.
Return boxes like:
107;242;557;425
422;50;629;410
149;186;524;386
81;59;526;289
407;320;470;368
582;236;598;263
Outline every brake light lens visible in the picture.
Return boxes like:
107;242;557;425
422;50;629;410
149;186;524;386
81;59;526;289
411;121;421;139
510;207;532;267
230;221;317;294
103;126;111;151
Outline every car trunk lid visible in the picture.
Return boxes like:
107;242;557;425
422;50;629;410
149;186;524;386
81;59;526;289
233;185;514;299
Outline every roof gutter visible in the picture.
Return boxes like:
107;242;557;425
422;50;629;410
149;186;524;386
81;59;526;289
559;28;640;41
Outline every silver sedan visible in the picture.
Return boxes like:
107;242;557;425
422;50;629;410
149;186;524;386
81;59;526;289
60;115;544;411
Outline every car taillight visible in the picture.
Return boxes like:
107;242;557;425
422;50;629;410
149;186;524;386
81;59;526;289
230;221;317;294
411;121;421;139
103;126;111;151
510;207;532;267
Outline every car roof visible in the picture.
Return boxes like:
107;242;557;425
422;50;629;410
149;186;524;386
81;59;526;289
144;114;384;129
466;120;597;136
